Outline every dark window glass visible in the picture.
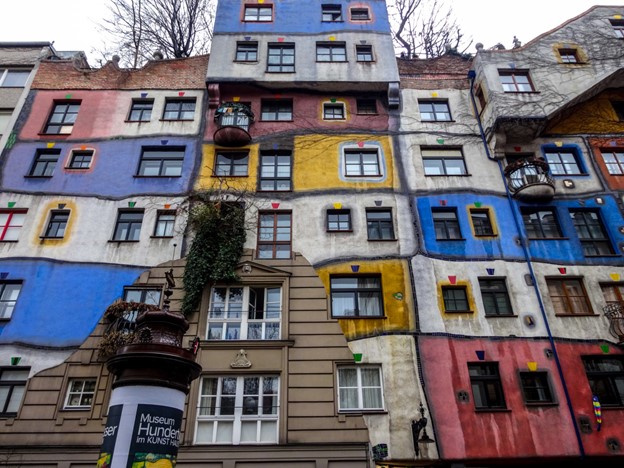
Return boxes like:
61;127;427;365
569;210;614;256
128;99;153;122
137;147;184;177
559;49;579;63
259;151;291;191
499;71;534;92
544;149;583;175
610;19;624;38
44;101;80;134
267;44;295;72
68;150;93;169
433;209;462;240
583;357;624;407
344;149;381;176
611;101;624;121
215;152;249;177
322;4;342;22
419;100;451;121
244;5;272;21
356;45;373;62
350;7;370;20
0;367;29;416
29;150;60;177
236;42;258;61
113;211;143;241
327;209;351;232
521;208;562;239
546;278;593;315
422;148;466;175
257;211;291;259
323;103;345;120
317;43;346;62
163;99;196;120
520;372;555;405
366;209;394;240
356;99;377;115
600;149;624;174
470;209;494;236
479;278;513;316
468;363;506;409
44;210;69;238
330;276;383;317
0;281;22;320
260;100;292;121
442;286;469;312
0;69;30;87
154;211;175;237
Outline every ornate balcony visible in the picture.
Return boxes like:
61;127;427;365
504;157;555;202
604;303;624;344
213;102;254;147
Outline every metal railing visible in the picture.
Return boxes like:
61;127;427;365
504;159;555;194
603;303;624;343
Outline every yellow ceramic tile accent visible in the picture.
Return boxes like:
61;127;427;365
33;200;77;246
316;259;414;340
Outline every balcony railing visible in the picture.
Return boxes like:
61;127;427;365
504;157;555;201
213;102;254;147
603;303;624;344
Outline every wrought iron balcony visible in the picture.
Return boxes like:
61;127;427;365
504;157;555;202
213;102;254;147
604;303;624;344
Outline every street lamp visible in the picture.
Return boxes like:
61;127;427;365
412;402;435;457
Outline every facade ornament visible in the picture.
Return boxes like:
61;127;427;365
231;349;252;368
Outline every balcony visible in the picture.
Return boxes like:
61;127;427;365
604;303;624;344
504;157;555;202
213;102;254;147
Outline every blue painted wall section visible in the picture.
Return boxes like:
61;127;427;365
0;259;146;347
214;0;392;34
1;139;198;197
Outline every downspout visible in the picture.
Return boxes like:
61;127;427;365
467;70;586;458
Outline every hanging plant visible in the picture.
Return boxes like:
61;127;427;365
181;195;246;317
98;301;159;359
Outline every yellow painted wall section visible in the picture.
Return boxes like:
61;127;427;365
316;259;413;340
32;200;77;246
293;134;396;191
547;90;624;134
196;144;260;192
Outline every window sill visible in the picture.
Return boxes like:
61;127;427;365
327;230;353;234
338;409;387;415
233;60;259;64
108;240;140;243
65;168;90;171
211;174;249;178
425;174;472;177
159;118;195;122
150;236;174;239
24;175;52;179
37;133;71;137
125;119;151;123
133;175;182;178
503;91;540;95
367;238;397;242
316;61;348;64
0;240;18;243
260;119;294;122
265;71;296;74
421;119;456;123
61;407;91;412
356;61;375;64
444;310;474;314
332;315;386;319
485;314;517;318
436;238;466;241
554;313;598;317
474;235;497;238
39;236;64;240
474;408;511;413
525;402;558;407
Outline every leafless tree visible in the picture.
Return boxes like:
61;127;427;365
97;0;215;67
389;0;470;58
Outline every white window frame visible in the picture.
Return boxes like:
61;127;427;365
196;375;279;444
207;286;282;340
0;209;27;242
337;366;384;411
0;69;31;87
64;378;96;409
342;146;383;178
323;102;346;120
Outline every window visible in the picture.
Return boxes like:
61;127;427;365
601;283;624;305
544;149;583;175
338;366;384;411
610;19;624;38
123;287;162;305
356;45;373;62
322;4;342;22
44;101;80;134
323;103;345;120
569;210;614;256
316;43;346;62
113;210;143;241
612;101;624;121
64;379;96;409
470;209;494;236
546;278;593;315
479;278;513;316
0;209;27;242
43;210;69;239
432;209;462;240
244;5;273;22
154;210;176;237
128;99;153;122
520;372;555;405
0;69;30;87
28;149;60;177
499;70;534;92
521;208;562;239
330;276;383;317
215;151;249;177
260;100;292;121
366;209;395;240
0;367;29;416
419;100;451;121
259;151;291;191
327;209;352;232
267;44;295;72
468;363;506;410
207;286;281;340
67;150;93;169
442;286;469;312
257;212;291;259
583;357;624;407
356;99;377;115
0;281;22;320
0;109;12;137
559;49;579;64
421;148;467;175
350;7;370;21
235;42;258;62
600;149;624;174
475;85;486;111
196;375;279;444
344;149;381;177
162;98;196;120
137;147;184;177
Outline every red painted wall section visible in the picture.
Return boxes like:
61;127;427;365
205;84;390;140
589;137;624;191
418;336;624;461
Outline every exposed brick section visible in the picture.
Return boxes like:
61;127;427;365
32;55;210;90
398;54;473;90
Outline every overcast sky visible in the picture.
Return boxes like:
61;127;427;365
0;1;623;63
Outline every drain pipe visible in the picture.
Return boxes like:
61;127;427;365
467;69;585;457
